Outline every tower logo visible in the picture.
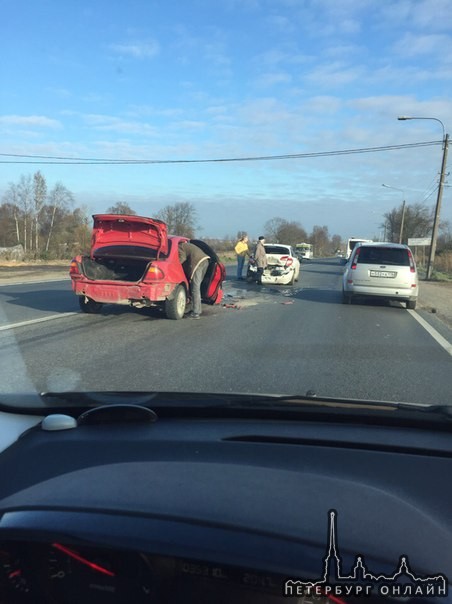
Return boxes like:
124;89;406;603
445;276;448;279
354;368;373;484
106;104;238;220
284;510;448;599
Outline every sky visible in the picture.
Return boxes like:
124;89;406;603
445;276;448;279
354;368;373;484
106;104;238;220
1;0;451;240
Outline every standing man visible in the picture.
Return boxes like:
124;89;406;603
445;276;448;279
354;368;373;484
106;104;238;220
234;234;249;280
254;236;268;285
178;241;210;319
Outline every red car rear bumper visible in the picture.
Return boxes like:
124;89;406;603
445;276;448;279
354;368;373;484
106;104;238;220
71;278;179;305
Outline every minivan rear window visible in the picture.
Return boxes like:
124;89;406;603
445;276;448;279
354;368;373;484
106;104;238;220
357;247;410;266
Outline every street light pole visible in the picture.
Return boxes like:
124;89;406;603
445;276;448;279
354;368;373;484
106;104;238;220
382;184;405;243
398;116;449;280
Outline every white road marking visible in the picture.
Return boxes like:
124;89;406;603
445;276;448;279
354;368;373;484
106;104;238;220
0;312;77;332
408;310;452;356
0;277;69;287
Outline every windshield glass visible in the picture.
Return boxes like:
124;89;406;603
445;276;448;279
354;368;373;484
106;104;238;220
0;0;451;410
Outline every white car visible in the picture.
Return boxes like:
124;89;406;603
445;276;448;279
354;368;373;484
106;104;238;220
342;242;419;309
248;243;300;285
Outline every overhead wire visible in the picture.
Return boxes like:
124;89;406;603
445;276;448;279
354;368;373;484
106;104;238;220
0;140;442;165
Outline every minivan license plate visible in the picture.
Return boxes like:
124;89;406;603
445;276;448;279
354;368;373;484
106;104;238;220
370;270;396;278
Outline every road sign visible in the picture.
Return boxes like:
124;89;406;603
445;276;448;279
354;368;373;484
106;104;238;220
408;237;431;246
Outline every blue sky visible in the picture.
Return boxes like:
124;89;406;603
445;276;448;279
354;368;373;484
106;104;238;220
1;0;451;239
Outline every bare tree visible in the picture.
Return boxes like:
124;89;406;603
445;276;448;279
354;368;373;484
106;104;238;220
157;202;197;237
17;175;33;252
309;225;330;257
264;217;287;242
277;221;308;247
330;234;342;253
106;202;137;215
382;202;433;244
264;217;307;246
33;171;47;254
1;184;21;245
45;183;74;252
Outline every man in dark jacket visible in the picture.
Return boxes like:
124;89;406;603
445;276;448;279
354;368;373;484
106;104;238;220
254;236;268;285
178;241;210;319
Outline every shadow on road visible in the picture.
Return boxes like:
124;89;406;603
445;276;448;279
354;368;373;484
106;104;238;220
300;268;344;276
1;287;77;313
0;286;168;320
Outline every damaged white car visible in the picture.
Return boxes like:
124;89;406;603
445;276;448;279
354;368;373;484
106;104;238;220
247;244;300;285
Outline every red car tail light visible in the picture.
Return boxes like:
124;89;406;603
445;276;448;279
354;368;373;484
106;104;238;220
280;256;293;267
69;260;80;276
146;266;165;281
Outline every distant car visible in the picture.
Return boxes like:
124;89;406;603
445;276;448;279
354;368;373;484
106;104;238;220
247;243;300;285
69;214;225;319
342;242;418;309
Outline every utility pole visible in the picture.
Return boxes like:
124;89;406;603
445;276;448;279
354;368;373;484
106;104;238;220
426;133;449;280
397;117;449;280
399;200;406;244
382;184;405;244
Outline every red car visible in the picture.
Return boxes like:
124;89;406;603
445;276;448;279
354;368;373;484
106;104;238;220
69;214;225;319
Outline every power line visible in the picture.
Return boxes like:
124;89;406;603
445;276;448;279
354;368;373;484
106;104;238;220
0;140;441;165
422;185;439;203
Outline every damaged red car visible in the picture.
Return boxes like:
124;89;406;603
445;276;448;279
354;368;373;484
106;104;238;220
69;214;225;319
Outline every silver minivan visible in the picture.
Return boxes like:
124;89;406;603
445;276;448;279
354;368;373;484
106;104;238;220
342;242;419;309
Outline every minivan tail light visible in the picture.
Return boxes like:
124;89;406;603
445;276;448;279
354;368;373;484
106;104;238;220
407;249;416;273
146;266;165;281
351;248;361;269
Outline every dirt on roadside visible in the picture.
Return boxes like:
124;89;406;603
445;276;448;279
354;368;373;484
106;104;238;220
0;261;70;283
417;280;452;329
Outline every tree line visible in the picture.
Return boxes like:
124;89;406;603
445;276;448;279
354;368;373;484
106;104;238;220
381;202;451;252
0;172;88;258
8;172;448;262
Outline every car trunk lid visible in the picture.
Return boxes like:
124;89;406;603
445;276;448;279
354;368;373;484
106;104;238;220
264;246;294;268
352;246;415;288
91;214;168;257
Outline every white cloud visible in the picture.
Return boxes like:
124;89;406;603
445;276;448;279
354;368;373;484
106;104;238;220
169;120;206;131
392;33;452;57
254;71;292;87
0;115;61;128
266;14;294;33
109;39;160;58
46;87;72;99
304;96;343;114
304;62;363;87
380;0;452;31
78;113;158;136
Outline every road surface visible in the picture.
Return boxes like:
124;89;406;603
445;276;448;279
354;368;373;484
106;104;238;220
0;258;451;405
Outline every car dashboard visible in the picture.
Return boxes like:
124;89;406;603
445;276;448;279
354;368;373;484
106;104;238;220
0;401;450;603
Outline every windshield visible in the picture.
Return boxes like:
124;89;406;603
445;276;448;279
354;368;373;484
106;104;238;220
0;0;451;412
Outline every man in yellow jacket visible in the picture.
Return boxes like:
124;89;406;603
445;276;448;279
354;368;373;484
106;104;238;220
234;234;249;280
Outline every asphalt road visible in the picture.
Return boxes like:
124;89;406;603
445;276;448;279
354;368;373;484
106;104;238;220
1;258;451;405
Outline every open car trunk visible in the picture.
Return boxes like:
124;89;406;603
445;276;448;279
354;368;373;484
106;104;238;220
79;214;169;283
80;249;153;282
